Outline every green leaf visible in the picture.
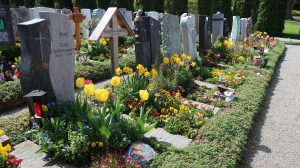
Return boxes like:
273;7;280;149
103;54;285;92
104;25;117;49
99;126;111;140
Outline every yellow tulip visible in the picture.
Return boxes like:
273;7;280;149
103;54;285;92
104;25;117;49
191;62;196;67
3;144;11;152
144;71;150;77
115;67;123;76
139;90;149;102
111;76;121;87
0;130;5;136
151;68;158;77
76;77;85;88
179;61;185;66
95;89;110;102
163;57;169;64
84;83;95;96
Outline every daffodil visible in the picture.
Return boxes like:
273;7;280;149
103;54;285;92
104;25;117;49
163;57;169;64
84;83;95;96
151;68;158;77
139;90;149;102
144;71;150;77
95;89;110;102
115;67;123;76
111;76;121;87
76;77;85;88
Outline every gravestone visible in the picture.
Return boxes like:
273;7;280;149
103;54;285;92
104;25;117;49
18;12;75;103
231;16;240;43
223;18;228;37
18;19;55;102
92;8;105;19
146;11;159;21
40;12;75;102
89;7;134;74
246;17;253;37
194;14;200;36
160;13;181;56
119;8;134;30
0;5;15;45
180;13;197;60
206;17;212;48
61;8;72;15
10;7;29;41
80;8;91;37
199;15;208;54
212;12;224;43
143;16;161;66
240;18;247;41
28;7;55;19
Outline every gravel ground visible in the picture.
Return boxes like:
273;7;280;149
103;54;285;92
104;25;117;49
239;45;300;168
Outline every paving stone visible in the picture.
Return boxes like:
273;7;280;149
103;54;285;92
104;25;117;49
11;140;75;168
144;128;192;148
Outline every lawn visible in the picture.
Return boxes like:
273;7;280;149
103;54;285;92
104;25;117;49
282;20;300;39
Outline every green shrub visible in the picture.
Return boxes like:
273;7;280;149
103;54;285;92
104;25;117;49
232;0;254;18
97;0;110;9
0;45;21;63
198;0;211;15
110;0;134;11
149;42;285;167
0;80;23;104
164;0;188;15
72;0;97;9
75;55;136;82
136;0;164;12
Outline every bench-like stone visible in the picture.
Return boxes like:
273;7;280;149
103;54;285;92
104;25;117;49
144;128;192;149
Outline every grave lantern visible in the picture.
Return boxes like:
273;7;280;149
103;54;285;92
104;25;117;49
23;90;48;125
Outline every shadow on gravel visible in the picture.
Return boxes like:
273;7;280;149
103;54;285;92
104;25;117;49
238;48;287;168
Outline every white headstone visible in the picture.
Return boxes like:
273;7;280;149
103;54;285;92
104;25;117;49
160;13;181;56
231;16;240;43
119;8;134;30
92;8;105;19
146;11;160;21
28;7;55;19
180;13;198;60
80;8;92;37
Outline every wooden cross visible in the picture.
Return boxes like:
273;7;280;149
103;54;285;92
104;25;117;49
89;8;134;75
69;7;86;51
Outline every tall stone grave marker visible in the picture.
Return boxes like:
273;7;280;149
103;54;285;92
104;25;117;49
90;7;134;74
212;12;224;43
240;18;247;41
231;16;240;43
40;12;75;102
160;13;181;57
0;5;15;45
246;17;253;37
92;8;105;19
18;19;55;102
119;8;134;30
198;15;208;54
80;8;91;37
180;13;197;60
29;7;55;19
146;11;159;21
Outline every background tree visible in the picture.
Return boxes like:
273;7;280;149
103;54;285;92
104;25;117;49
72;0;97;9
110;0;134;11
232;0;253;18
164;0;188;15
53;0;72;8
198;0;211;15
34;0;53;7
286;0;298;19
135;0;164;12
96;0;110;9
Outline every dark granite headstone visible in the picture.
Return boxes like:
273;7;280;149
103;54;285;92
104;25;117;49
142;16;161;65
10;7;29;41
199;15;208;55
40;12;75;102
18;19;56;103
0;5;15;45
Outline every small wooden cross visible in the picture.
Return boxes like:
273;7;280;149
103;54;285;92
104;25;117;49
89;8;134;75
69;7;86;51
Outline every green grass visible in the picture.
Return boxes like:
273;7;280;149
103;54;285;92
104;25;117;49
282;20;300;39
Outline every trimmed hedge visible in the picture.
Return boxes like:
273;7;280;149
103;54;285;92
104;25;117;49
149;42;285;167
0;80;23;104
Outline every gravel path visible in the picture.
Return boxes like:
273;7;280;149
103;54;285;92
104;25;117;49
239;45;300;168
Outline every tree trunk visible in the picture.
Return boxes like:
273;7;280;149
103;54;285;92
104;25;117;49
286;0;297;20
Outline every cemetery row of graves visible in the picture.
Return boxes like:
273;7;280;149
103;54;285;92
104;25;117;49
0;5;286;168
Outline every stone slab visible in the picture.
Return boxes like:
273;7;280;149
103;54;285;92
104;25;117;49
11;140;75;168
181;98;221;115
194;80;217;89
144;128;192;148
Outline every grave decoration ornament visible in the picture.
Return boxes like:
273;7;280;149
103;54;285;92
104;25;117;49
69;7;86;51
89;7;134;75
